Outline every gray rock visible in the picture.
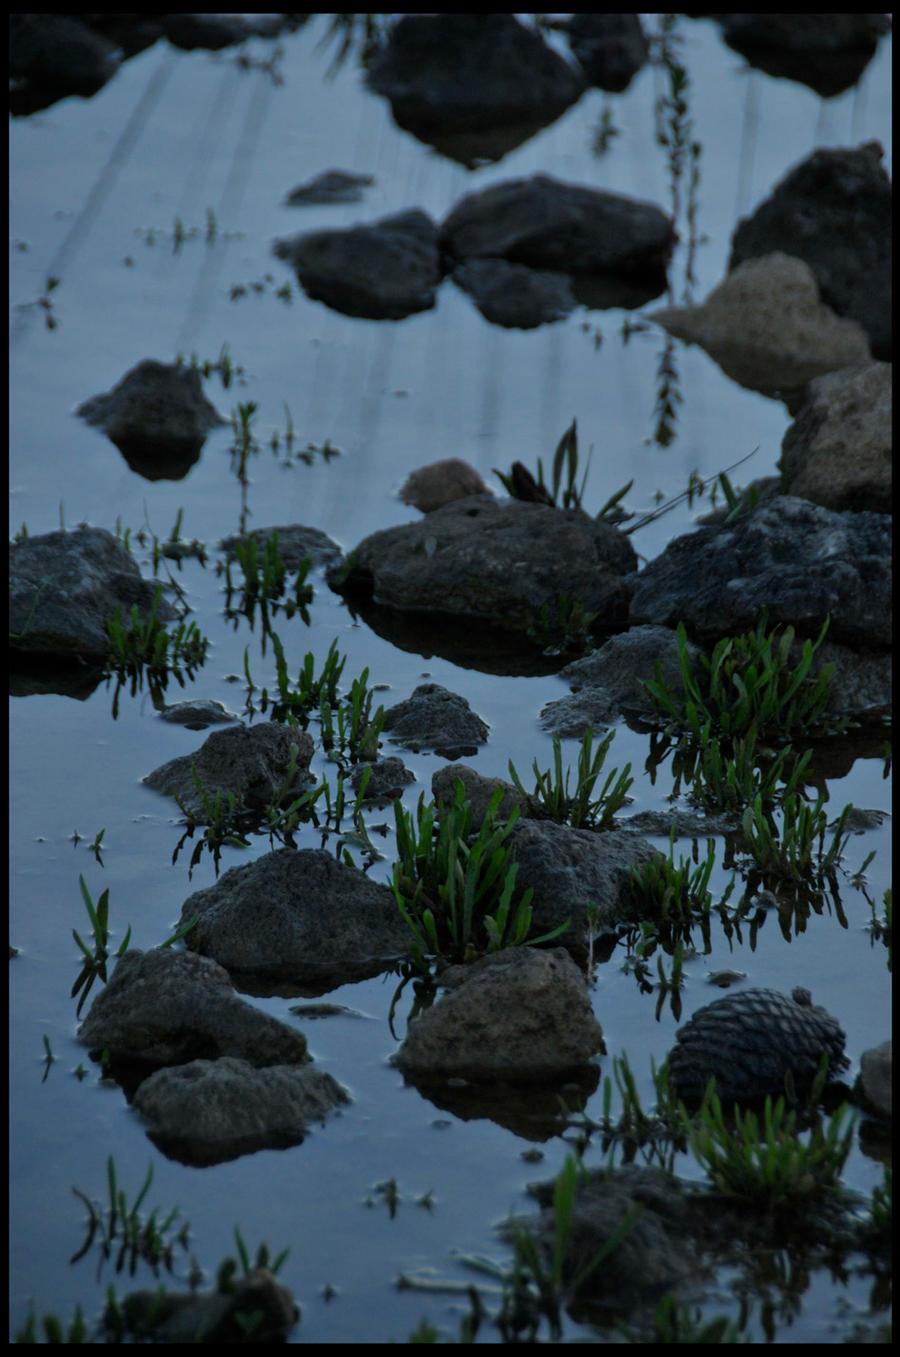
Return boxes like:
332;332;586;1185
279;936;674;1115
179;847;409;986
779;361;891;514
350;756;415;801
132;1056;348;1165
538;687;617;738
628;496;891;651
219;523;344;571
432;763;531;830
366;15;584;159
649;253;871;399
382;683;488;759
558;625;708;713
10;13;120;99
508;819;665;955
666;986;849;1104
273;208;442;320
76;359;227;475
392;947;604;1083
729;142;891;359
713;14;890;99
284;168;374;206
440;173;674;283
399;459;492;513
143;722;314;821
792;636;892;720
77;948;309;1071
565;13;649;92
450;258;576;329
330;495;637;640
159;699;239;729
117;1267;298;1343
9;526;175;660
855;1039;891;1121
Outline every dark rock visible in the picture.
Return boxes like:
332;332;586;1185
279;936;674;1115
382;683;488;759
179;848;409;987
399;459;492;513
712;14;891;98
144;722;314;821
9;526;175;661
440;174;674;289
667;986;849;1104
450;258;576;329
628;497;892;651
432;764;531;830
273;208;442;320
392;947;604;1083
855;1039;891;1120
117;1267;298;1343
132;1056;348;1165
728;142;892;359
219;523;344;571
650;252;871;400
159;699;240;730
366;15;585;166
284;168;374;206
10;13;121;101
350;756;415;801
329;495;637;641
565;13;649;91
779;361;891;514
508;819;665;956
77;948;309;1072
160;14;270;51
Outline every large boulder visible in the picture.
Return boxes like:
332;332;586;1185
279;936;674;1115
132;1056;348;1165
179;847;409;987
728;142;891;359
77;948;309;1073
778;361;891;514
143;722;314;820
628;497;891;651
329;495;637;641
9;525;175;660
392;946;604;1083
273;208;442;320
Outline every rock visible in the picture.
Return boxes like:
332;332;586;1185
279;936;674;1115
365;15;585;166
524;1164;700;1314
117;1267;298;1343
728;142;892;360
143;723;314;821
76;359;227;479
666;986;849;1104
508;819;665;956
628;497;892;651
132;1056;348;1165
77;948;309;1073
557;625;708;714
538;687;617;739
564;13;649;91
440;174;674;289
392;947;604;1083
382;683;488;759
9;526;175;661
649;253;871;399
855;1039;891;1120
219;524;344;571
779;361;891;514
712;14;891;98
432;764;531;830
179;848;409;987
273;208;442;320
10;13;120;101
284;168;374;206
159;699;240;729
350;756;415;801
399;459;492;513
450;258;576;329
329;496;637;642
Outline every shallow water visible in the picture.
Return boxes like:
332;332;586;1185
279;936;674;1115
9;17;892;1342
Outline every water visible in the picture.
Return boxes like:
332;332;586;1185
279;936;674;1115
9;17;892;1342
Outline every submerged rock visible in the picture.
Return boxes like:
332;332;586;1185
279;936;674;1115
382;683;489;759
133;1056;348;1165
284;168;374;206
9;525;175;661
729;142;892;359
393;947;604;1083
114;1267;298;1343
450;257;576;329
159;699;240;729
273;208;442;320
143;722;314;821
219;523;343;571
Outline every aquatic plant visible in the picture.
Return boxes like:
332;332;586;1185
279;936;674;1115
738;794;853;884
103;585;208;718
223;530;313;648
392;781;569;970
628;833;734;927
508;727;633;831
71;1157;191;1279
